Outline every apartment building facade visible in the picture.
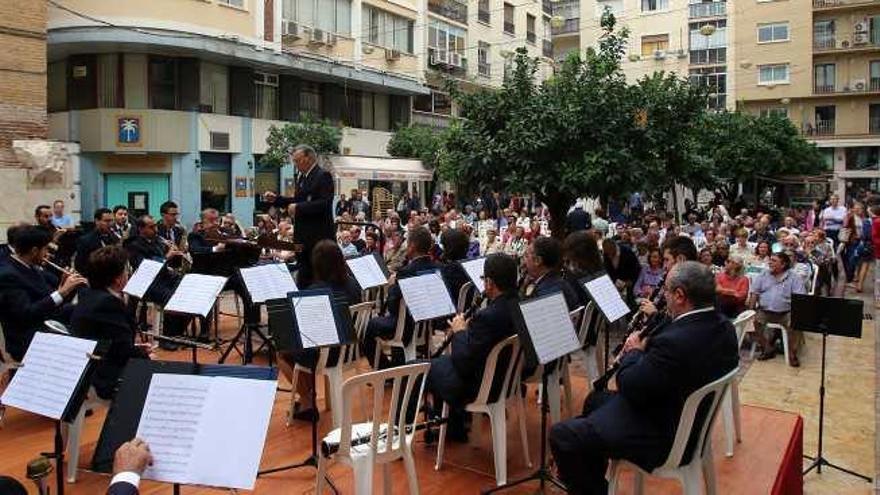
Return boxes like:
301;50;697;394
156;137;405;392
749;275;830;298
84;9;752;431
46;0;430;227
734;0;880;202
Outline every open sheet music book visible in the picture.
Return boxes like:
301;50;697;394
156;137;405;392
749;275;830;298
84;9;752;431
1;333;97;420
164;274;228;317
239;263;298;303
136;373;276;490
123;259;165;299
461;257;486;293
398;271;456;322
584;274;631;324
519;292;580;365
346;253;388;290
291;292;340;348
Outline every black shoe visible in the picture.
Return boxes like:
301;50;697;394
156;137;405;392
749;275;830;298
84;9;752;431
292;407;319;423
446;427;469;443
757;349;777;361
158;340;179;351
196;332;211;343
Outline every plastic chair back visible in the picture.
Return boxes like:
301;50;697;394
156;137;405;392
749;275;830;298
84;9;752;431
731;310;755;349
457;281;475;314
471;335;523;408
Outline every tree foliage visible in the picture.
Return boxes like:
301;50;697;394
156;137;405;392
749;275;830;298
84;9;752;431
387;124;446;170
261;115;343;167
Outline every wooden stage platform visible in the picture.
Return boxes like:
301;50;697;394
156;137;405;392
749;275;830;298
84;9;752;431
0;367;802;494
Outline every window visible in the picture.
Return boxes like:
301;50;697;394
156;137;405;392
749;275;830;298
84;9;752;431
871;60;880;90
218;0;245;7
478;41;491;76
757;22;789;43
690;47;725;65
758;63;790;85
428;19;466;60
504;3;515;34
814;64;835;93
641;34;669;56
200;153;231;214
283;0;352;35
527;14;536;43
595;0;623;18
362;6;414;53
641;0;668;12
299;81;321;119
870;105;880;134
845;147;880;170
814;20;835;49
814;105;836;135
759;107;788;118
253;72;278;120
413;90;451;115
478;0;490;23
689;20;726;50
149;57;177;110
689;66;727;110
97;54;121;108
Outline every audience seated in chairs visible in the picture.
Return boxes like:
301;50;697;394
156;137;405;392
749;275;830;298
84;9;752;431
748;252;806;367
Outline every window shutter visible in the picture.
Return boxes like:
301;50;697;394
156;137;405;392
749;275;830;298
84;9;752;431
229;66;255;117
177;58;200;111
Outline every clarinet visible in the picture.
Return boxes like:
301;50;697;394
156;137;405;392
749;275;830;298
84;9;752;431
430;292;484;359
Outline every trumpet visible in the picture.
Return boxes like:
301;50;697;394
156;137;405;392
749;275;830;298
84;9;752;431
159;236;193;272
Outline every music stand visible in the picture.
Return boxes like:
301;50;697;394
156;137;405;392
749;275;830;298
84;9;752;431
484;292;580;494
792;294;871;482
260;288;354;494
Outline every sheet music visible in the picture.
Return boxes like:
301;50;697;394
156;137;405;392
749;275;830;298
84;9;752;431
164;274;228;317
346;254;388;289
1;333;97;420
461;257;486;293
584;274;631;323
292;294;339;348
519;293;580;365
240;263;298;303
137;374;277;489
398;272;456;321
123;259;165;299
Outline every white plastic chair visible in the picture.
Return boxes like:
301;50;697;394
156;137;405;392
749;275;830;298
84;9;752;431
64;386;111;482
608;367;739;495
435;335;531;486
289;301;376;429
456;281;475;314
0;322;22;425
373;300;432;365
722;310;754;457
808;262;820;296
316;362;430;495
530;306;585;424
576;302;604;385
764;320;792;366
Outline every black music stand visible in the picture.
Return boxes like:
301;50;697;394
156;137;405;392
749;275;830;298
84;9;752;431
259;288;354;493
484;292;580;494
791;294;871;483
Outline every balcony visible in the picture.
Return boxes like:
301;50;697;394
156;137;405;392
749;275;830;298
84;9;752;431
814;34;880;53
543;39;553;58
815;84;836;94
804;120;836;136
428;0;468;24
478;61;491;77
870;116;880;134
504;21;515;34
551;17;579;36
814;0;880;10
688;2;726;18
412;110;454;128
427;47;468;77
478;8;490;23
811;78;880;94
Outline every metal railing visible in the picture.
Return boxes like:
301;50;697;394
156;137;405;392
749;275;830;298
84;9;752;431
428;0;468;23
814;0;880;8
688;2;726;18
551;17;579;35
814;84;836;94
478;61;491;77
806;120;836;136
814;34;880;51
411;110;454;128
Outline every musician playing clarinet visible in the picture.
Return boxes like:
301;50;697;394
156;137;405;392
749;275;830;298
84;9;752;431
631;235;698;337
0;225;86;361
262;144;335;287
549;262;738;495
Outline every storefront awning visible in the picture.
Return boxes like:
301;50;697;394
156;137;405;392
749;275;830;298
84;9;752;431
328;156;433;182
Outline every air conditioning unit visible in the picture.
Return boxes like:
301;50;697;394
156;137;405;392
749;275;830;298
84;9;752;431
840;39;851;48
853;79;867;91
309;28;327;45
449;52;463;67
628;53;641;62
385;48;401;61
325;33;338;46
654;50;666;60
431;50;449;66
675;49;687;59
854;20;868;33
854;32;869;45
282;20;301;39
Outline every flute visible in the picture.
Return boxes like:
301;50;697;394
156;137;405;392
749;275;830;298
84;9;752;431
43;258;78;277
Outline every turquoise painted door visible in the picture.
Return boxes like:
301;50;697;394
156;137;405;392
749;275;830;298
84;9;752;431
105;174;170;218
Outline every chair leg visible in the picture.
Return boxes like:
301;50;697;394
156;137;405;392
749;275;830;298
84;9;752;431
287;366;302;426
547;376;561;425
435;402;450;470
681;463;705;495
402;448;421;495
731;382;742;443
383;463;392;495
780;326;791;365
66;406;87;483
607;461;621;494
487;404;508;486
352;458;376;495
582;346;600;383
703;442;717;495
327;367;344;429
633;470;645;495
403;342;416;362
561;360;574;418
316;454;328;495
516;395;532;468
721;389;734;458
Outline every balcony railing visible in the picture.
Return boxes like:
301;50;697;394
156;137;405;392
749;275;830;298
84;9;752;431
870;116;880;134
804;120;836;136
814;34;880;51
478;62;491;77
428;0;468;24
543;39;553;57
412;110;454;128
814;84;836;94
478;8;490;23
814;0;880;9
504;21;515;34
551;17;579;35
688;2;726;18
811;78;880;94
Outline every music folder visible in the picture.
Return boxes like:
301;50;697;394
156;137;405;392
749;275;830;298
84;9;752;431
583;274;631;324
267;288;354;353
238;262;298;304
398;271;456;322
92;360;278;490
460;256;487;293
0;332;98;422
515;292;580;367
163;273;228;317
346;252;389;290
123;259;165;299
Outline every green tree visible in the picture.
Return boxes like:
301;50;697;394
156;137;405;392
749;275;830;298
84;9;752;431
260;115;343;167
387;124;446;170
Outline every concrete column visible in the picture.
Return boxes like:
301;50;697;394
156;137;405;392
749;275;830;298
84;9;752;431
352;0;363;65
231;117;255;224
173;112;201;228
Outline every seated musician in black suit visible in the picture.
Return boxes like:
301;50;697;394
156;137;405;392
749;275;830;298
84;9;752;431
71;246;150;399
106;438;153;495
74;208;118;277
549;262;738;495
562;230;605;309
0;226;86;361
439;228;472;305
124;214;188;350
362;227;440;369
425;253;519;441
280;240;362;421
521;236;579;310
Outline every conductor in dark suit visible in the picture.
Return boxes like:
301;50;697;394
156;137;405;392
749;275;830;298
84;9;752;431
263;144;335;287
0;226;86;361
106;438;153;495
71;246;150;399
426;253;519;441
549;261;738;495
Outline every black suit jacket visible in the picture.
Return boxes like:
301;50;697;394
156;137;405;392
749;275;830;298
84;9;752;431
107;481;138;495
0;258;70;361
71;288;149;399
587;309;738;469
533;271;580;311
441;261;471;307
273;165;335;248
75;229;117;275
565;209;592;233
450;291;519;383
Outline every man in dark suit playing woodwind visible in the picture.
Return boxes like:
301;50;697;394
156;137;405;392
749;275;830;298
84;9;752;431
262;144;335;287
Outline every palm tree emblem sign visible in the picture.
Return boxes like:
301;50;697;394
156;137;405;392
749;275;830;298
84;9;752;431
118;117;141;145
